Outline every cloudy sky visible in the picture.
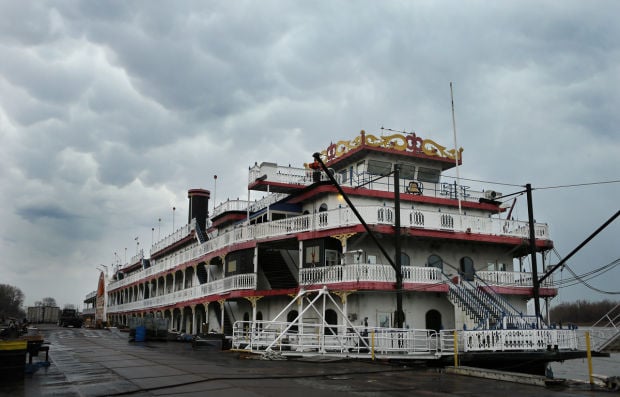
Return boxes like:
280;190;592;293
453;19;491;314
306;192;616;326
1;1;618;311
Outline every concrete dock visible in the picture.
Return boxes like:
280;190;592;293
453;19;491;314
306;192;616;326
0;326;612;396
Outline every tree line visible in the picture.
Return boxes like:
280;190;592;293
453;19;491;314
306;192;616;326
1;283;60;323
548;299;619;326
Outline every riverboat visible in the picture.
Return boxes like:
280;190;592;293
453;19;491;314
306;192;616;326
99;129;591;374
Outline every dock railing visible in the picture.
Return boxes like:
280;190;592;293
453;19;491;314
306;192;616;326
232;320;580;359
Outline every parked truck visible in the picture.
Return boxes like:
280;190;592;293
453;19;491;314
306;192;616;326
58;308;83;328
27;306;60;324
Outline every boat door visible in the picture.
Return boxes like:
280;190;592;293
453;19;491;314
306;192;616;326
425;309;442;333
460;256;475;281
427;254;443;272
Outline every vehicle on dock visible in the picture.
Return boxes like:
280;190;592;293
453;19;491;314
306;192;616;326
58;308;83;328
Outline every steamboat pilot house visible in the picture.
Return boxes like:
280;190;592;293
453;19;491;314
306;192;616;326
105;130;555;342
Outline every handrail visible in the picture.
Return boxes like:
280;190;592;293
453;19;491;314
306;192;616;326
590;303;620;330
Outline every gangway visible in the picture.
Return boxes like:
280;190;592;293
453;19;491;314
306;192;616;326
586;303;620;352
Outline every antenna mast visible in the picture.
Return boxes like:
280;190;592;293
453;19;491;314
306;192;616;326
450;82;462;216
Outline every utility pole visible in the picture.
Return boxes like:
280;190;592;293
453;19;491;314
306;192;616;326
526;183;541;327
394;164;404;328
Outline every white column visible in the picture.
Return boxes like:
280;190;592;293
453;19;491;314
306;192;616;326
253;246;258;273
191;305;197;335
219;300;225;334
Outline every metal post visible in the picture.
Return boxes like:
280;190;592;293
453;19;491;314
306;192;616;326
586;331;594;385
394;164;404;329
526;183;541;327
453;330;459;367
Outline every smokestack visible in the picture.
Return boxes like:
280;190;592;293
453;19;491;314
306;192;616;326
187;188;210;232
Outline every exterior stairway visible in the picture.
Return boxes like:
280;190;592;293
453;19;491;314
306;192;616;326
259;248;298;289
195;222;207;244
445;273;535;330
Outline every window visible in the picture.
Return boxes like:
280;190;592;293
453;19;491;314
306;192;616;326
400;164;416;180
418;167;440;183
400;252;410;267
325;249;339;266
427;254;443;270
367;255;377;264
460;256;475;281
227;260;237;273
367;159;392;176
306;245;320;265
318;203;328;226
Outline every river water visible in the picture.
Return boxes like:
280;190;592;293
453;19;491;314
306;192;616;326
549;353;620;381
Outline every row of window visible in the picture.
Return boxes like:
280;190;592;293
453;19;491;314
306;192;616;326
339;160;441;184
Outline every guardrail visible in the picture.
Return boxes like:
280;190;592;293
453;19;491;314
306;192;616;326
232;321;580;357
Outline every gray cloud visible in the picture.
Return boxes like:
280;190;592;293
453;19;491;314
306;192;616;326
1;0;618;308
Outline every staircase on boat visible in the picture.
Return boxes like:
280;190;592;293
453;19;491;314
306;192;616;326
259;248;298;289
445;273;536;330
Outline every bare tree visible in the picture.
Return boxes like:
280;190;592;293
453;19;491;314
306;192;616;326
41;297;57;307
0;283;26;321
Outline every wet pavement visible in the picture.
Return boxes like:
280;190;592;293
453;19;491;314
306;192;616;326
0;325;613;396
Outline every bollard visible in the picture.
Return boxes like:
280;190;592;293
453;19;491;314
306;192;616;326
453;330;459;367
371;331;375;361
586;331;593;385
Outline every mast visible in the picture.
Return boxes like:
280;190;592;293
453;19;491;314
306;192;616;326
526;183;541;327
450;82;462;215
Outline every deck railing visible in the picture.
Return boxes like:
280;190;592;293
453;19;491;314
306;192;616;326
231;320;580;357
232;321;439;356
477;270;554;288
110;205;549;292
248;163;508;206
106;273;256;313
299;264;442;286
455;329;579;352
150;218;196;256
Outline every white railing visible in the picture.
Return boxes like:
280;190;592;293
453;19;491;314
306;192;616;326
247;193;289;213
128;249;144;268
107;273;256;313
232;321;438;356
247;163;512;207
109;205;549;292
82;307;95;315
477;271;554;288
299;264;442;286
249;164;323;186
150;218;196;255
455;329;579;352
212;199;251;218
213;194;290;218
232;321;579;356
84;290;97;300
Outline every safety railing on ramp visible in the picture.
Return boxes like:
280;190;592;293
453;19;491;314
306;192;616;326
584;303;620;352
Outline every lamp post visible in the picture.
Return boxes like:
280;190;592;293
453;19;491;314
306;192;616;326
213;175;218;213
158;218;161;240
172;207;176;232
151;227;154;247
